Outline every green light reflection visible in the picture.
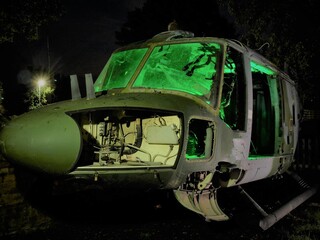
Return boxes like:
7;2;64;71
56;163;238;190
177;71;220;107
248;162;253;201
94;48;148;92
250;61;275;75
133;42;220;98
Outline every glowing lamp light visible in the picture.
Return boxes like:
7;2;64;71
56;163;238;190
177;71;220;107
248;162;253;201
36;78;46;106
37;79;46;88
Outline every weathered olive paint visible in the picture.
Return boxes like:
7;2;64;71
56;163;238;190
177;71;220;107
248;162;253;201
0;109;82;175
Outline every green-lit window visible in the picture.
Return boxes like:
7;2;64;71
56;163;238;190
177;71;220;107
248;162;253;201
133;43;220;98
249;61;281;156
220;47;246;130
186;119;214;160
94;48;148;92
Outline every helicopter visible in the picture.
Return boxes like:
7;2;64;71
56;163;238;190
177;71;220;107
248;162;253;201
0;30;317;230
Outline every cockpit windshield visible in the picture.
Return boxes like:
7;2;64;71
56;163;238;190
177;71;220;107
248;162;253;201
94;42;221;99
94;48;148;92
133;42;220;98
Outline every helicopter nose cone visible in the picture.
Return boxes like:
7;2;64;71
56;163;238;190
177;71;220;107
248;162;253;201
0;109;82;175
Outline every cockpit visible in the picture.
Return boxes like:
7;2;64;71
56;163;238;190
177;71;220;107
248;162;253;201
94;40;222;104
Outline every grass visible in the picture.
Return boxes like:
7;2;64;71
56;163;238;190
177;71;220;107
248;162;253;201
287;205;320;240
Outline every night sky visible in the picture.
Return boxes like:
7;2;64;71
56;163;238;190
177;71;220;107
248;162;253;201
37;0;146;76
1;0;319;114
0;0;146;114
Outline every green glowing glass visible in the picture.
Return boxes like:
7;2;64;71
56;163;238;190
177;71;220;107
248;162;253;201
248;156;268;160
94;48;148;92
133;43;220;98
250;61;275;75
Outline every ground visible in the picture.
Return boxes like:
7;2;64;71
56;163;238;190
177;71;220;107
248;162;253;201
2;170;320;240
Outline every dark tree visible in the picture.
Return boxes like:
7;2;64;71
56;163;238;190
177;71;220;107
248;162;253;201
219;0;320;108
0;0;63;43
0;0;63;115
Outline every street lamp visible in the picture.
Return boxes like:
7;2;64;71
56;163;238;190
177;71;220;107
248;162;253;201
37;79;46;106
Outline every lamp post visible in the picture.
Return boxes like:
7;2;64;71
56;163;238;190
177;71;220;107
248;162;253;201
37;79;46;106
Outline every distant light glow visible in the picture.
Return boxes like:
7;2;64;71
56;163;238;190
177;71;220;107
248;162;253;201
37;79;46;87
35;77;47;107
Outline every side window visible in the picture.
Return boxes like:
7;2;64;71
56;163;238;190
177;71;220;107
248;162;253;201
220;47;246;130
186;119;214;160
249;61;282;156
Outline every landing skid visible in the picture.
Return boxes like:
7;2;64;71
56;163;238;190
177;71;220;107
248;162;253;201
239;171;318;230
174;171;318;230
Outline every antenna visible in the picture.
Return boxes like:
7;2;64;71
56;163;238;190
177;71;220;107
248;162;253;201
168;20;179;31
256;42;270;51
